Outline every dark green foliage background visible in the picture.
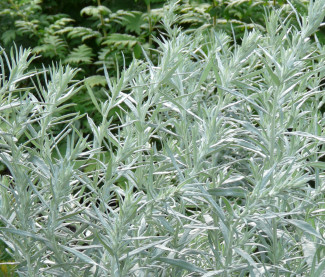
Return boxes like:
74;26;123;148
1;0;313;79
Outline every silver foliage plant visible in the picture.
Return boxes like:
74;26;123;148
1;0;325;276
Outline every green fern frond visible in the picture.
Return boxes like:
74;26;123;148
0;0;41;16
1;30;16;45
102;33;139;48
54;26;73;35
110;10;135;25
56;27;101;41
150;7;165;19
179;12;208;25
46;17;75;33
81;5;111;18
64;44;94;65
96;48;120;69
226;0;265;8
111;10;140;23
176;3;210;25
97;48;111;61
33;35;67;58
84;75;107;87
112;11;146;35
15;20;39;37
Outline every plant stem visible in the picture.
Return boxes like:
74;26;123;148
97;0;107;38
213;0;217;27
147;1;152;59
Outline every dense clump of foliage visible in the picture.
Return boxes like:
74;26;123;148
2;0;320;143
0;0;315;139
1;0;325;276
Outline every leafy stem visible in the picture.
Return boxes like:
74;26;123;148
146;0;153;58
97;0;107;38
